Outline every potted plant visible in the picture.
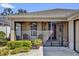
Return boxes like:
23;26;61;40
32;39;42;49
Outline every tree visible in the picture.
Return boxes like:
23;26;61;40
17;9;27;14
1;8;13;15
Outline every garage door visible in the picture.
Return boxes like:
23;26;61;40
75;20;79;52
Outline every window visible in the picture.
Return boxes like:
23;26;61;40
15;23;22;40
31;22;37;36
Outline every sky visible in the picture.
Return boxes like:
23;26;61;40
0;3;79;13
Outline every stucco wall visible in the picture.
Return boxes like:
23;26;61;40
37;22;42;31
22;22;31;39
37;22;42;37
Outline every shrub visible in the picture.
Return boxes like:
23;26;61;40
33;39;42;45
7;40;32;49
0;48;9;56
14;41;23;48
10;47;30;55
0;31;6;40
0;31;7;46
10;48;20;55
7;41;22;49
0;40;7;46
3;47;10;50
22;40;32;48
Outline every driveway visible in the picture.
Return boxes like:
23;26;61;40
43;47;79;56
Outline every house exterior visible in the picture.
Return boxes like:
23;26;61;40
2;9;79;52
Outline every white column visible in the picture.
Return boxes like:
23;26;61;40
10;21;16;41
69;20;74;50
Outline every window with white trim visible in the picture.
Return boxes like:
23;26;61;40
31;22;37;36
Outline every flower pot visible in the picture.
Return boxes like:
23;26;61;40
33;45;40;49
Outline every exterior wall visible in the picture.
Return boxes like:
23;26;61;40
37;22;42;37
69;20;74;50
37;22;42;31
22;22;31;39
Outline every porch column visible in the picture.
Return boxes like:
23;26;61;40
69;20;74;50
50;22;52;46
51;22;52;31
50;22;53;35
10;21;16;41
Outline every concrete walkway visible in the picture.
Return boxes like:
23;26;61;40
43;47;79;56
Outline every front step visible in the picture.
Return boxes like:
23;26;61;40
51;40;60;46
44;40;60;47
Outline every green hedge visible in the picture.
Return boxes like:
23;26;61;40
7;40;32;49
